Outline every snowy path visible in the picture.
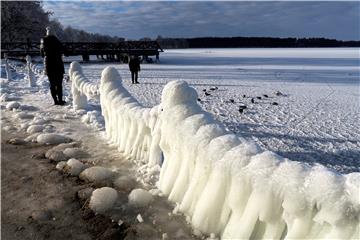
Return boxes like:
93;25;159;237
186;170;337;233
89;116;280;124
74;48;359;173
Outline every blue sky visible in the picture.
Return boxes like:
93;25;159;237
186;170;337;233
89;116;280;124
43;1;360;40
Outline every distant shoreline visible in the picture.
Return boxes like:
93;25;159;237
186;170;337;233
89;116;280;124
156;36;360;49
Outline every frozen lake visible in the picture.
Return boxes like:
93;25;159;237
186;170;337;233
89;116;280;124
76;48;359;173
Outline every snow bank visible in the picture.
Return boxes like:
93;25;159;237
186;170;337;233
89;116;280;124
95;66;360;239
128;188;153;207
89;187;118;214
69;62;99;110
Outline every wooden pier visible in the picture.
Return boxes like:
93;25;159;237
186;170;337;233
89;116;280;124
1;41;163;62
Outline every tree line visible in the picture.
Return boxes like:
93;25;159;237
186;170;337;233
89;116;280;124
1;1;123;43
155;36;360;49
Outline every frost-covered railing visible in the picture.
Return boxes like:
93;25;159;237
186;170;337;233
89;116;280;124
4;56;12;81
69;62;99;110
157;81;359;239
27;56;43;76
25;55;36;87
97;66;360;239
99;67;162;166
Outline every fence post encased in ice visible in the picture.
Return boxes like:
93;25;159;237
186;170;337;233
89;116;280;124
25;55;36;87
4;55;12;81
69;61;99;110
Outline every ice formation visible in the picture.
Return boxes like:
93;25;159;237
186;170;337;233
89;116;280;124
66;158;86;176
4;57;12;81
89;187;118;214
79;166;114;184
69;62;99;110
27;125;44;134
25;55;36;87
114;176;136;192
99;66;161;166
36;133;72;145
6;101;20;110
16;112;34;120
79;63;359;239
56;161;67;171
63;147;87;158
128;188;153;207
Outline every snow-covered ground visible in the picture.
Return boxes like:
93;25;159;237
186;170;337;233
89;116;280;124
70;48;359;174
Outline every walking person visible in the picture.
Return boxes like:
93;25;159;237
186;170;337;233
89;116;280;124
40;27;66;105
129;56;141;84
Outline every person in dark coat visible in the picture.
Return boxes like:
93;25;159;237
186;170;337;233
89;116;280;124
40;27;65;105
128;56;141;84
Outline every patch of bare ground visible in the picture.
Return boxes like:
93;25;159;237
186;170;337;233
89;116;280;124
1;130;129;240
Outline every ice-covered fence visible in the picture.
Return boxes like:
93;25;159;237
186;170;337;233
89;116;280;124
95;65;359;239
69;61;99;110
25;55;36;87
28;59;43;76
4;56;12;81
99;66;162;166
156;81;359;239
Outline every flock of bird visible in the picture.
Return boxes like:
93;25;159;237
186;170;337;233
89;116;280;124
198;87;282;114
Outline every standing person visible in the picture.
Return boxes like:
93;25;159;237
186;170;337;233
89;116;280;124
128;56;141;84
40;27;65;105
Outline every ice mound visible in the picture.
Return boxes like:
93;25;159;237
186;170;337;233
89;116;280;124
128;188;153;207
36;133;72;145
46;142;82;161
27;125;44;134
345;173;360;208
46;149;67;162
31;117;48;125
79;166;115;184
16;112;34;120
56;161;67;171
24;133;41;142
19;105;38;111
89;187;118;214
0;93;9;102
63;147;88;158
66;158;86;176
43;126;56;133
2;125;17;131
114;176;137;192
8;138;26;145
6;101;20;110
